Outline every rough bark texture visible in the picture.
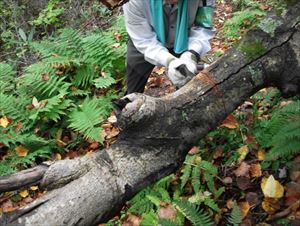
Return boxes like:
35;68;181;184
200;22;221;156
1;3;300;226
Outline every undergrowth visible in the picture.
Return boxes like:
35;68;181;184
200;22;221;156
0;16;127;176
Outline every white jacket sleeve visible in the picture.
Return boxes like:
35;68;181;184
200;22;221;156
188;0;216;57
123;1;173;67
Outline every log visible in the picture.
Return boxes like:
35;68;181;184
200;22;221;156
1;3;300;226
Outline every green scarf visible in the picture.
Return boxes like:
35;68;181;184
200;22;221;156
150;0;188;54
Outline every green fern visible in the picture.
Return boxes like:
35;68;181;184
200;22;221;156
174;200;213;226
256;100;300;159
141;210;158;226
0;63;15;93
158;219;179;226
227;203;242;226
68;98;106;142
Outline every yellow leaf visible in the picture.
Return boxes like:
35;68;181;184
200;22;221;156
15;146;28;157
30;186;39;191
258;149;266;161
0;116;10;128
261;175;284;198
53;153;62;160
237;145;249;163
238;201;251;219
19;190;29;198
32;96;40;108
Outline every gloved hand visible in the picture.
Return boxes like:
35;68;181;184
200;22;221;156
180;51;198;68
167;57;197;88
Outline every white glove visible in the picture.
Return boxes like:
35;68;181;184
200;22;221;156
180;51;198;71
167;57;197;88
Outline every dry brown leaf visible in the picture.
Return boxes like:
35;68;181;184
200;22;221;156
15;145;28;157
236;176;251;190
238;201;251;219
122;214;142;226
188;146;200;155
19;190;29;198
158;204;177;220
249;163;262;178
262;197;280;214
261;175;284;198
220;114;238;129
226;199;235;209
213;146;223;159
246;192;260;206
234;162;250;177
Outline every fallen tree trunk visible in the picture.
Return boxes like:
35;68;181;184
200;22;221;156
1;3;300;226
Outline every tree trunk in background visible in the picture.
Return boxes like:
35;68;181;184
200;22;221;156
1;3;300;226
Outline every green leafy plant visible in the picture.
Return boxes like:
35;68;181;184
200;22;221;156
0;17;127;176
255;100;300;160
222;0;266;38
227;203;242;226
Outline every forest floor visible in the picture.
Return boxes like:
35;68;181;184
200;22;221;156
1;1;300;225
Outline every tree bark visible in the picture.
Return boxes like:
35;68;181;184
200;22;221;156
1;3;300;226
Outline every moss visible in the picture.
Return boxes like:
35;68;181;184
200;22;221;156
237;40;267;62
258;18;283;37
248;66;263;86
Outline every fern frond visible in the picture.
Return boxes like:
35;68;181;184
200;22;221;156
94;75;116;89
158;219;179;226
192;164;201;193
68;98;106;142
0;63;15;93
0;93;33;130
227;203;242;226
128;187;154;215
174;200;213;226
141;210;157;226
180;164;192;190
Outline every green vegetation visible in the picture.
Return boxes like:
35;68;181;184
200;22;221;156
0;17;127;176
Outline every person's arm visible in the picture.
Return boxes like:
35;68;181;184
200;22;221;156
123;1;174;67
188;0;216;58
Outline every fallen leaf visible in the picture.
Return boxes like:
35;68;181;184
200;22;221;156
0;116;10;128
15;146;28;157
246;192;260;206
262;197;280;214
220;114;238;129
236;176;251;190
30;186;39;191
111;43;120;48
158;204;177;220
237;145;249;163
213;146;223;159
122;214;142;226
188;146;200;155
89;142;100;150
222;177;233;184
234;162;250;177
107;115;117;124
257;149;266;161
249;163;262;178
238;201;251;219
261;175;284;198
32;97;40;108
19;190;29;198
226;199;235;209
53;153;62;160
285;182;300;211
